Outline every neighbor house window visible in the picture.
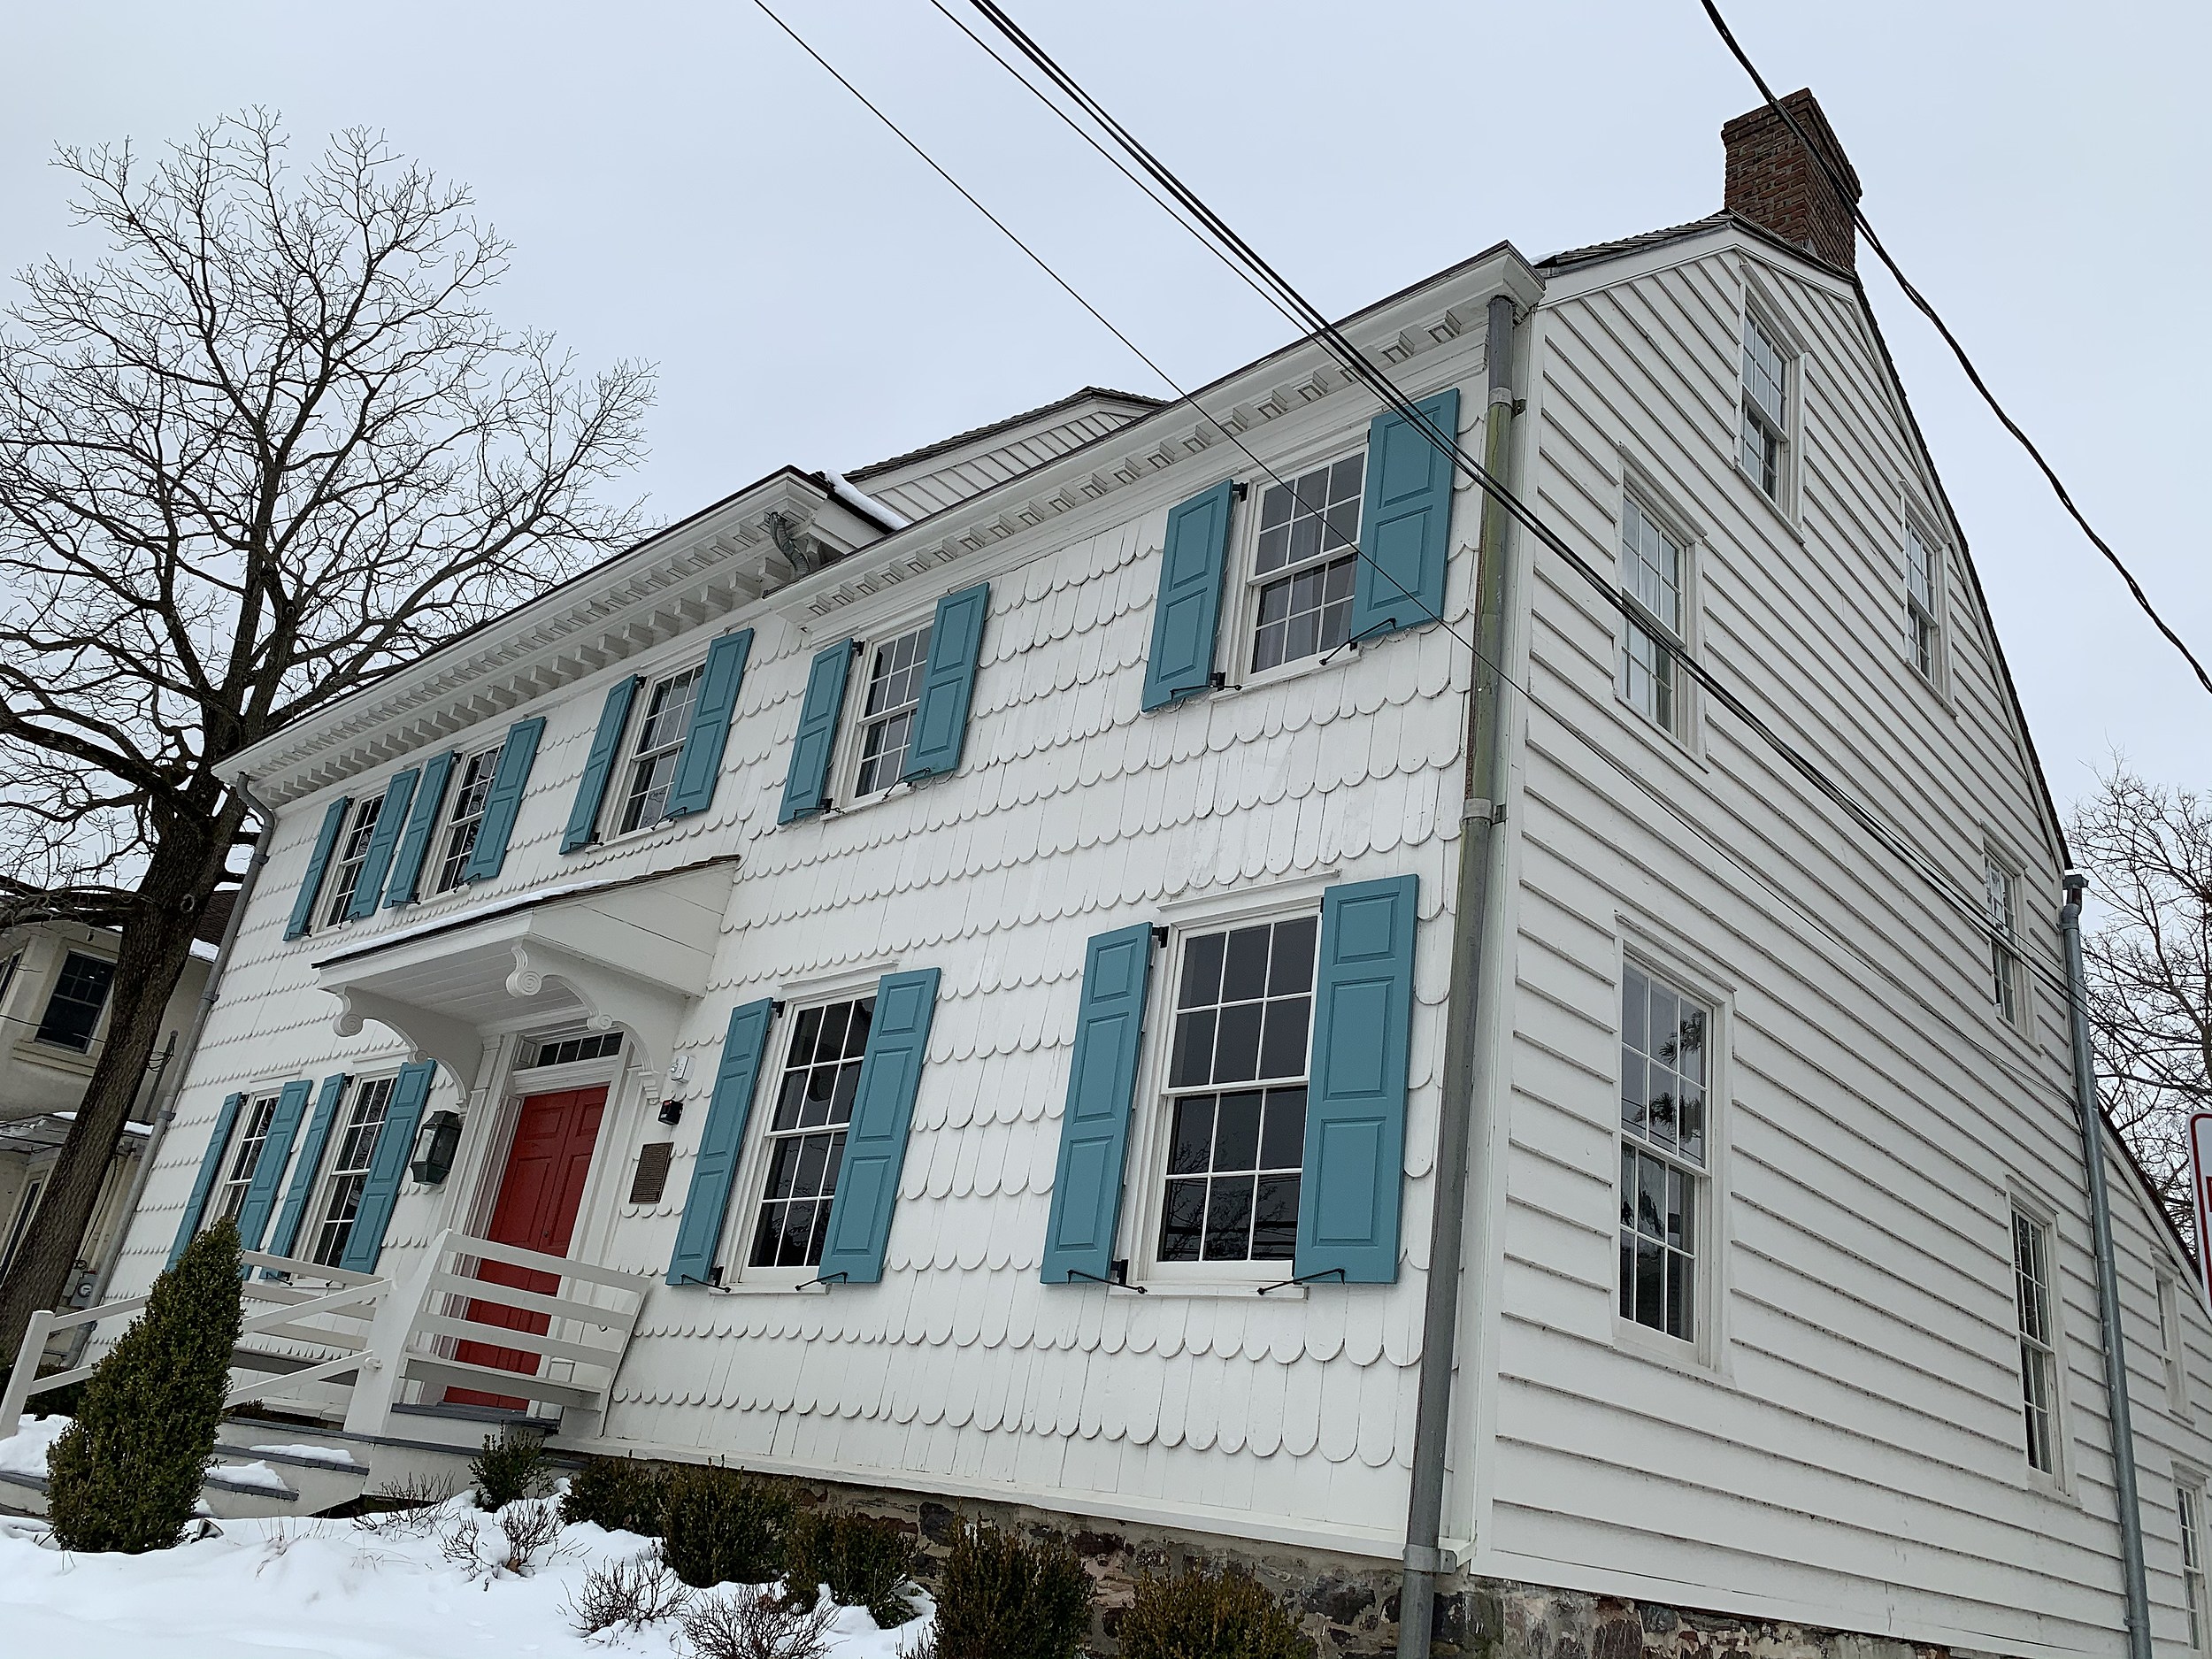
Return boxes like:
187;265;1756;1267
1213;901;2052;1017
35;951;115;1052
1156;914;1317;1265
1904;519;1941;681
852;624;933;796
1740;310;1789;501
322;795;385;926
1618;962;1708;1342
1;1176;44;1276
1985;852;2024;1026
747;997;874;1270
433;745;503;894
2162;1271;2194;1415
616;665;703;835
1617;496;1686;733
1250;456;1363;674
309;1075;396;1269
2013;1204;2060;1475
213;1092;283;1228
0;950;20;1010
2184;1483;2209;1650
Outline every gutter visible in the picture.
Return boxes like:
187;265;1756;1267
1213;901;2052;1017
1397;293;1521;1658
2060;871;2152;1659
819;469;911;532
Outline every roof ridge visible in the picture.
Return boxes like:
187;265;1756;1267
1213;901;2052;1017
846;385;1164;480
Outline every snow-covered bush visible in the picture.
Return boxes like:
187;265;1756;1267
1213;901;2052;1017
682;1586;835;1659
783;1509;922;1627
564;1546;694;1634
45;1217;243;1553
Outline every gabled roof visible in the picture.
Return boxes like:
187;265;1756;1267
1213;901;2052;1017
1538;209;1851;285
848;385;1162;480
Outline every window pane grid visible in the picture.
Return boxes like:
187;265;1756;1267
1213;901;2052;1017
1905;525;1939;679
35;951;115;1051
1985;856;2022;1024
1157;917;1317;1265
618;667;703;834
2013;1209;2059;1474
1740;314;1786;501
1617;963;1707;1343
434;748;502;894
311;1076;396;1268
215;1094;281;1228
1621;618;1676;732
856;626;933;795
1251;456;1363;673
2183;1485;2207;1650
749;998;874;1270
323;797;384;926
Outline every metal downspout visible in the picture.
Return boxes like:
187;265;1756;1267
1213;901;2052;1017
79;773;274;1315
2061;872;2152;1659
1397;293;1518;1659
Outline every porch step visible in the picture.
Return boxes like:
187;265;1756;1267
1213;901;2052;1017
0;1435;345;1522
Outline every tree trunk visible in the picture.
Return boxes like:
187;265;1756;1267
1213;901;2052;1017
0;818;235;1366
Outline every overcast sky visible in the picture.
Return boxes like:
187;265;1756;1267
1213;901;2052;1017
4;1;2203;821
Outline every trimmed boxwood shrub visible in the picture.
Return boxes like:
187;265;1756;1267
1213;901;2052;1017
931;1519;1093;1659
659;1464;792;1588
560;1453;671;1535
469;1425;550;1509
45;1217;244;1553
783;1508;922;1626
1118;1563;1315;1659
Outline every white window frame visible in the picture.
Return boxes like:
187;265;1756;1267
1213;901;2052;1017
431;743;504;895
34;949;115;1053
1983;845;2030;1034
1737;298;1795;507
0;949;21;1016
1;1173;45;1276
1123;884;1328;1291
833;613;935;807
2162;1270;2195;1420
1901;505;1946;689
304;1072;399;1270
320;795;386;928
211;1090;284;1231
1613;953;1718;1354
611;661;707;841
1615;490;1696;741
1236;449;1366;687
2183;1475;2211;1651
2008;1190;2069;1489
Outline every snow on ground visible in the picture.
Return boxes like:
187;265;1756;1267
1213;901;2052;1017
2;1414;67;1478
249;1444;365;1468
0;1492;936;1659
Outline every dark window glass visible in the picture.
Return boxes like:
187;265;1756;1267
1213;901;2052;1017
749;996;873;1270
35;952;115;1052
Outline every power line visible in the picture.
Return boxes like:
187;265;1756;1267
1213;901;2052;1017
1697;0;2212;701
741;0;2077;1067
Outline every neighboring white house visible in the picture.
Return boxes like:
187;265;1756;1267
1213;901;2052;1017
72;91;2212;1656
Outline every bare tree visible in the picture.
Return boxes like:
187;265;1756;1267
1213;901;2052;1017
0;111;651;1356
2070;764;2212;1246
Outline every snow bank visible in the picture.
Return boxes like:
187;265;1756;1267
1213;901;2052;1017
206;1460;291;1494
0;1414;67;1479
248;1443;365;1468
0;1494;937;1659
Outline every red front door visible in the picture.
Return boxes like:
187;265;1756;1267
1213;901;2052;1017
445;1086;606;1409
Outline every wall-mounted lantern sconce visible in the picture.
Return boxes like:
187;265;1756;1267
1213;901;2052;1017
411;1110;463;1185
657;1098;684;1126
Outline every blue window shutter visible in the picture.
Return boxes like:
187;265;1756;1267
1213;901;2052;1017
168;1092;244;1267
344;772;419;921
777;641;856;824
233;1079;314;1251
1041;925;1156;1285
1348;388;1460;641
664;631;755;821
1141;481;1237;710
819;968;940;1285
1296;874;1418;1283
665;999;776;1286
902;584;990;782
383;752;457;907
562;677;642;852
338;1060;436;1273
284;799;351;941
457;716;545;884
267;1073;348;1259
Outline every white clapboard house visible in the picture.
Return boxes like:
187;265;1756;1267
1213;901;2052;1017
31;90;2212;1655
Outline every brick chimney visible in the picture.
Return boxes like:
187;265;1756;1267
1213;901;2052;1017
1721;88;1862;272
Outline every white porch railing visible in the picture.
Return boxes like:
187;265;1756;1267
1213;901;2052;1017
0;1250;391;1430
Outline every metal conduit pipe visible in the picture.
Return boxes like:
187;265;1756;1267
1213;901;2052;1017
2060;871;2152;1659
1397;292;1519;1658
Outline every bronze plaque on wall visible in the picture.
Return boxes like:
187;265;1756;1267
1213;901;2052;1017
629;1141;674;1205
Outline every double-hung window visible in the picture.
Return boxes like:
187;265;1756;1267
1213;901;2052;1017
212;1092;283;1229
322;796;384;926
1618;962;1708;1343
433;746;503;894
1156;914;1318;1266
1249;457;1363;674
1;1176;44;1276
1740;310;1790;502
2183;1483;2209;1649
853;624;933;796
308;1075;396;1269
2012;1204;2061;1476
1985;851;2025;1027
35;951;115;1052
616;666;703;835
747;996;873;1270
2162;1271;2194;1416
1904;519;1941;682
1617;496;1686;733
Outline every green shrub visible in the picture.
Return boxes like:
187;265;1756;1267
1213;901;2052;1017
784;1509;922;1626
931;1519;1093;1659
470;1426;550;1509
1118;1563;1314;1659
561;1453;670;1535
45;1217;244;1553
659;1463;792;1589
